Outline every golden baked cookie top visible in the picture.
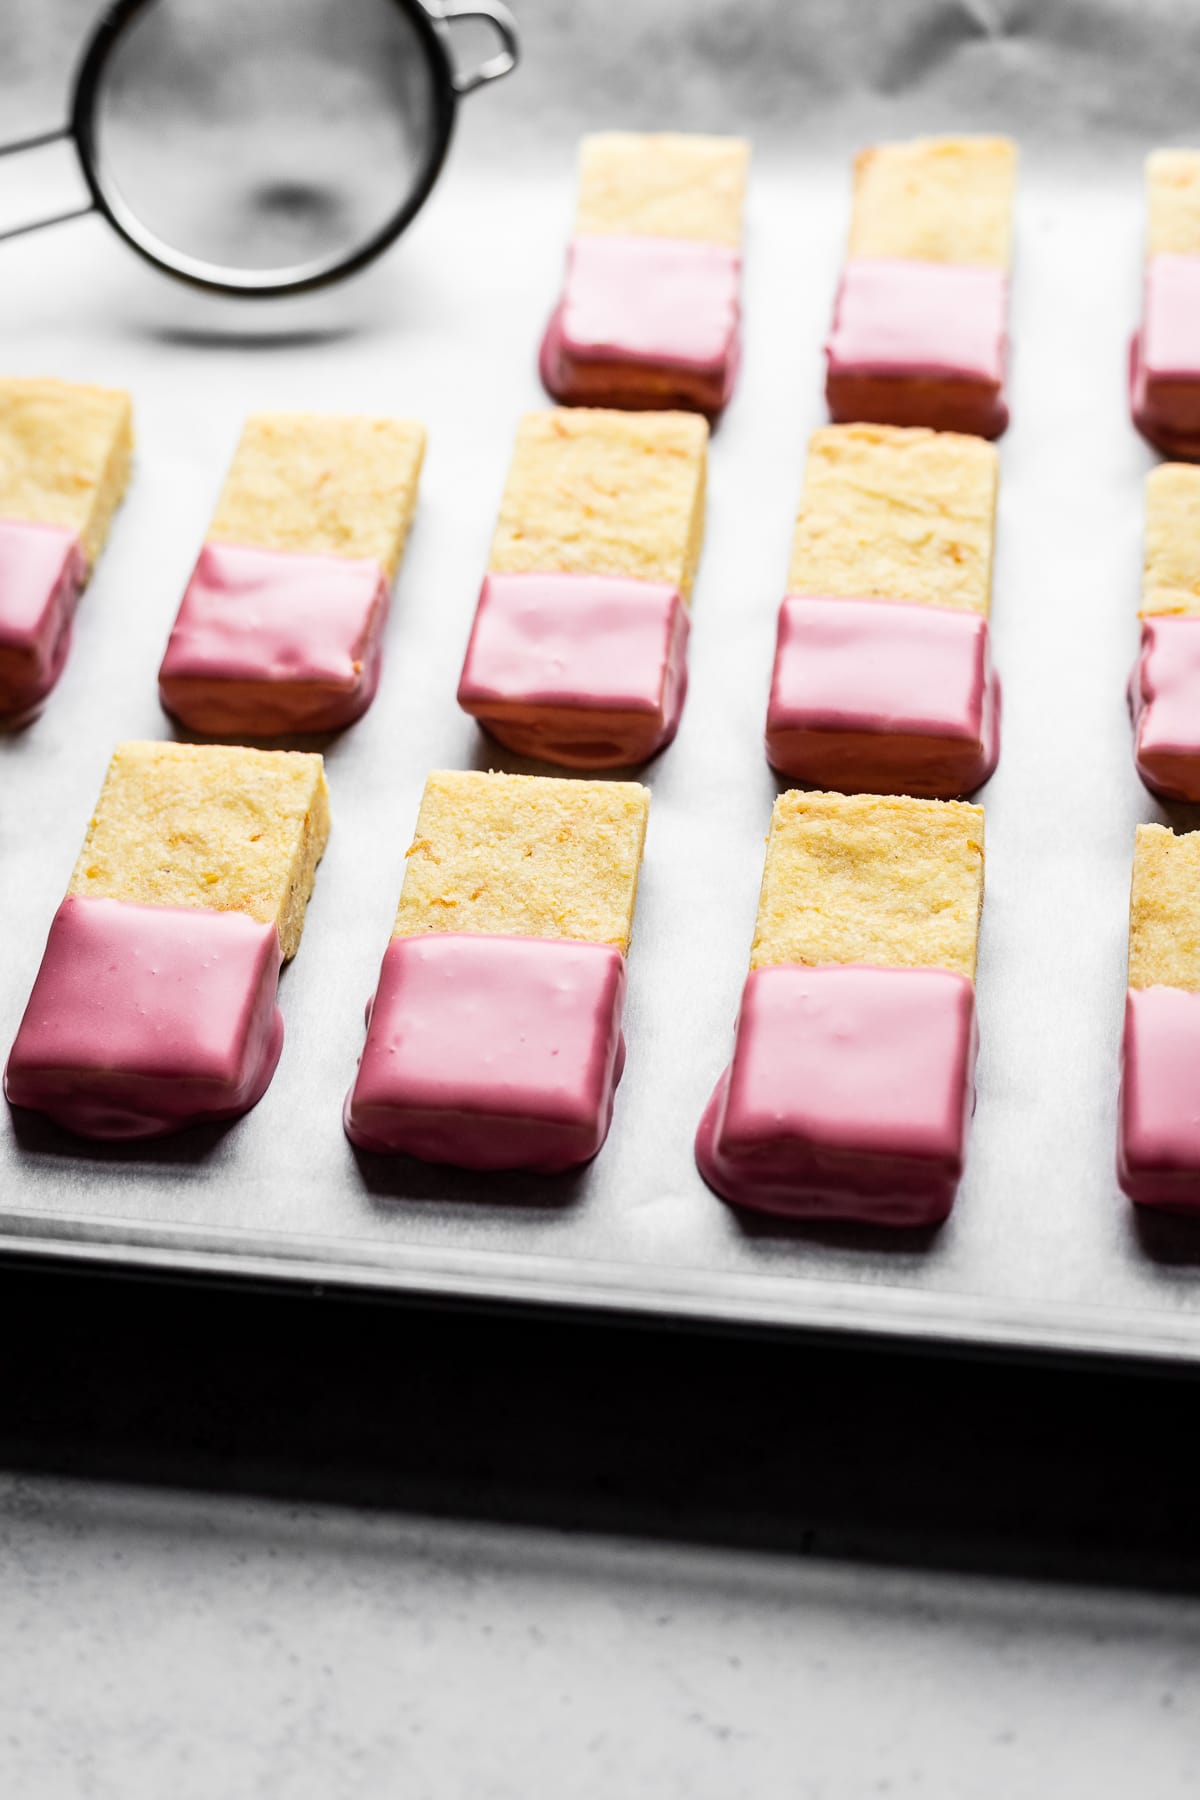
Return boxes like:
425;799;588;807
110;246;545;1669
488;408;708;598
847;135;1017;268
0;376;132;567
208;412;426;581
788;424;999;616
1146;149;1200;258
575;133;750;246
1128;823;1200;991
1141;463;1200;617
69;740;330;960
395;770;650;954
751;789;985;981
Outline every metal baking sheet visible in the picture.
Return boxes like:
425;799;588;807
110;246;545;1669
3;0;1200;1365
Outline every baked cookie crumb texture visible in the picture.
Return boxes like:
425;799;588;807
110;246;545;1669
5;740;329;1140
696;789;984;1227
345;770;650;1173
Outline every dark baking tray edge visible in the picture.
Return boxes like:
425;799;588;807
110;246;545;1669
2;1207;1199;1372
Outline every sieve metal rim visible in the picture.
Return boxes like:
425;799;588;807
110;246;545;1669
0;0;520;297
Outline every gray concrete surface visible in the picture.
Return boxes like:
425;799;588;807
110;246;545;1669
0;1472;1197;1799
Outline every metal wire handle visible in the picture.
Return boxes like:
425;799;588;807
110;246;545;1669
0;128;94;244
440;0;520;95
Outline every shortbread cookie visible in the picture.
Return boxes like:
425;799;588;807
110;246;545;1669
1129;464;1200;798
825;136;1017;440
346;770;649;1171
1131;151;1200;458
5;741;329;1138
0;377;132;719
457;408;707;767
1118;823;1200;1208
696;790;985;1226
539;132;750;416
765;425;1001;797
158;412;425;735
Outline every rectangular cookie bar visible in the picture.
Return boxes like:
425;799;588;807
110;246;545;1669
5;741;330;1139
457;408;708;768
540;132;750;416
1129;464;1200;799
1131;150;1200;457
825;136;1017;440
696;790;984;1226
0;377;133;719
765;425;1001;797
158;412;425;736
1119;823;1200;1208
346;770;650;1171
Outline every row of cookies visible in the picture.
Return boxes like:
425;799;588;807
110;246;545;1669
0;376;702;758
540;128;1200;464
4;743;983;1224
5;749;1188;1223
0;379;426;733
0;374;990;796
1111;156;1200;1206
22;403;1200;813
539;129;1014;437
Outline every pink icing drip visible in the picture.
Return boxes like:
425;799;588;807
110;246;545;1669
345;932;628;1173
4;895;284;1140
827;258;1007;380
695;963;978;1226
766;594;1000;798
1118;985;1200;1211
1139;254;1200;377
457;571;691;768
1130;257;1200;458
825;259;1009;437
539;235;742;414
1129;614;1200;800
0;518;87;721
158;541;391;735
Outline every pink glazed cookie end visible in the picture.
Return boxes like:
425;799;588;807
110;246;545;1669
1118;985;1200;1211
159;542;391;736
345;932;628;1173
457;572;691;769
695;963;978;1227
825;259;1009;440
765;595;1001;799
0;518;88;724
1130;256;1200;459
5;895;284;1139
1130;614;1200;801
540;235;742;416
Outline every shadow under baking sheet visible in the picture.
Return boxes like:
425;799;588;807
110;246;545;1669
1131;1205;1200;1270
7;1106;239;1170
353;1145;591;1214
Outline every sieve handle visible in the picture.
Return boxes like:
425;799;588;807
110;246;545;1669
0;126;95;244
438;0;520;95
